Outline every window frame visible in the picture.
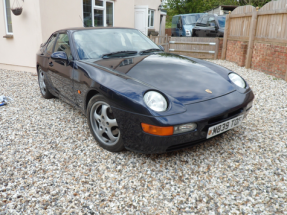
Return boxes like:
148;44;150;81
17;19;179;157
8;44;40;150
91;0;114;27
148;9;155;28
3;0;13;35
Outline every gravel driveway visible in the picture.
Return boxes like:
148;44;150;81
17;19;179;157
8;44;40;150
1;60;287;214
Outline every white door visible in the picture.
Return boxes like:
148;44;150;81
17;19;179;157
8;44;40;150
134;5;148;36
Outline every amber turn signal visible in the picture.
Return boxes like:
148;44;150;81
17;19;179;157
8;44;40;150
141;123;174;136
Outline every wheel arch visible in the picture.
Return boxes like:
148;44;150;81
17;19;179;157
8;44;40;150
85;89;100;114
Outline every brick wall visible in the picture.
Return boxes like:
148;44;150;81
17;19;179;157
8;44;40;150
165;28;172;37
226;40;248;67
251;42;287;80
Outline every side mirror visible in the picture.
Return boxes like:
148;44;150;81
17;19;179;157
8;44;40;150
51;51;68;61
158;45;164;51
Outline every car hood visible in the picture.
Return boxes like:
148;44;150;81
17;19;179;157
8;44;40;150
87;53;236;105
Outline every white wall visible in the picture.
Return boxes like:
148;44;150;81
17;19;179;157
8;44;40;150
39;0;83;42
0;0;42;70
114;0;134;28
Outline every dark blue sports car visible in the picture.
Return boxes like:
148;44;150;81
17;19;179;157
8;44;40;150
36;27;254;153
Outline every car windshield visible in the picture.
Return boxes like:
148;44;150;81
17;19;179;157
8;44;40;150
73;29;159;60
182;14;202;25
217;16;226;28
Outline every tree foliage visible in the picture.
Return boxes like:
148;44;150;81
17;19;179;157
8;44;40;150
164;0;272;16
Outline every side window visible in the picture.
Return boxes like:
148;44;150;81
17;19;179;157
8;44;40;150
208;16;216;26
196;17;202;26
46;34;57;54
201;16;209;26
54;33;73;60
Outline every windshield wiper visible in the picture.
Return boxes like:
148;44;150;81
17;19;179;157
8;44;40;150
140;48;162;55
102;51;137;59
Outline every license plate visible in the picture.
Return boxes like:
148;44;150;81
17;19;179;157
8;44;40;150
207;115;244;139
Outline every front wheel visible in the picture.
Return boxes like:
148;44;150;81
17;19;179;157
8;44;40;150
87;94;125;152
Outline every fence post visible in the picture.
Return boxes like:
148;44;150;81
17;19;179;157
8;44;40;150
168;36;171;53
214;38;219;60
221;12;231;60
150;34;153;42
245;8;259;68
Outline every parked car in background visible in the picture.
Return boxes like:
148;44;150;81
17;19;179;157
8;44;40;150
192;14;226;37
171;13;205;37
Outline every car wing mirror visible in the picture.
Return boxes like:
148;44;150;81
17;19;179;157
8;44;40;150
51;51;68;61
158;45;164;51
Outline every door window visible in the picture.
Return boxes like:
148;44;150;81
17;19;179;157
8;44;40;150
46;34;58;54
201;16;209;26
54;34;73;60
208;16;216;26
148;10;154;28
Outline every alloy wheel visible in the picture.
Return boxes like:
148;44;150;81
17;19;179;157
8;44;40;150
38;69;47;95
90;101;120;146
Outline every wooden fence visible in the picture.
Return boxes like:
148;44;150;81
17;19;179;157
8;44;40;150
222;0;287;73
149;35;220;59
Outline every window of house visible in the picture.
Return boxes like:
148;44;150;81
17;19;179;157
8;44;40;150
83;0;114;27
148;9;154;28
3;0;13;34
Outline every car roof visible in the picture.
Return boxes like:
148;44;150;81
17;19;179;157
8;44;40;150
173;13;205;17
54;27;135;33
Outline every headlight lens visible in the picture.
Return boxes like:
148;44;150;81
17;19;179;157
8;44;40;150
144;91;168;112
229;73;246;88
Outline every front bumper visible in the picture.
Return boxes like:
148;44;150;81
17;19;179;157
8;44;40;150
112;90;254;154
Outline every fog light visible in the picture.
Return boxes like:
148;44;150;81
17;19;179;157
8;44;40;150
246;101;253;110
174;123;197;134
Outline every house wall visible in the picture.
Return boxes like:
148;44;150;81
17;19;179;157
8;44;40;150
134;0;161;32
39;0;83;42
0;0;42;72
114;0;134;28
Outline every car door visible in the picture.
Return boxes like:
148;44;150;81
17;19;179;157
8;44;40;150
176;16;182;36
42;33;58;95
192;18;202;37
48;32;76;105
206;16;217;37
200;16;209;37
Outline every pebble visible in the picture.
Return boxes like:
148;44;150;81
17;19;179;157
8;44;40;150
0;60;287;214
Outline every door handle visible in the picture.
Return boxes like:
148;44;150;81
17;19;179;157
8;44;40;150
49;62;53;67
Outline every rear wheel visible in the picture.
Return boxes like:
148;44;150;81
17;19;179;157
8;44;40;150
38;67;54;99
87;94;125;152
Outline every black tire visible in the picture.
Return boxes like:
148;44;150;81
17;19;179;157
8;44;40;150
38;67;54;99
87;94;125;152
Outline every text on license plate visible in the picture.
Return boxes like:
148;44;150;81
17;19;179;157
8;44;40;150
207;115;244;139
